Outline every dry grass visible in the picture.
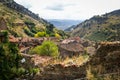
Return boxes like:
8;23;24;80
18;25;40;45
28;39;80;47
86;64;120;80
47;54;89;67
86;66;95;80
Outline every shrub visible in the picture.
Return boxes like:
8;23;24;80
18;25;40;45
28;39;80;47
0;30;9;43
24;20;35;27
9;29;20;37
31;27;37;33
29;46;41;54
34;31;47;37
0;43;22;79
28;68;40;75
55;33;61;39
24;27;34;37
29;41;59;57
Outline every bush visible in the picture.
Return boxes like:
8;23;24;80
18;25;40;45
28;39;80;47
24;27;34;37
55;33;61;39
9;29;20;37
34;31;47;37
28;68;40;75
29;41;59;57
0;43;22;79
29;46;41;54
0;30;9;43
24;20;35;27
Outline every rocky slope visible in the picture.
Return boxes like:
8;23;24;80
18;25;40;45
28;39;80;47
71;9;120;41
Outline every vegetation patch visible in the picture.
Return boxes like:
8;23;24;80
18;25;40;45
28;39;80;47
29;41;59;57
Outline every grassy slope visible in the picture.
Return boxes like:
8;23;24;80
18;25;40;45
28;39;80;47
71;9;120;42
0;3;45;37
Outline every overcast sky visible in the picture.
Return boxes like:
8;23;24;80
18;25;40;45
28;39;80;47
14;0;120;20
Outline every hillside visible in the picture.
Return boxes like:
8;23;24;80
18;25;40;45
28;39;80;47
71;9;120;41
0;0;65;38
47;19;81;30
0;0;120;80
64;25;76;31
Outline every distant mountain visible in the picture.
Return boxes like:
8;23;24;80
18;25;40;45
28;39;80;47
71;9;120;41
47;19;82;30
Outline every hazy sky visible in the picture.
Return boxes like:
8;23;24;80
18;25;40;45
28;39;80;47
14;0;120;20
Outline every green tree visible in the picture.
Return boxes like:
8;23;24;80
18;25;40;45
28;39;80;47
29;41;59;57
0;43;22;80
0;31;22;80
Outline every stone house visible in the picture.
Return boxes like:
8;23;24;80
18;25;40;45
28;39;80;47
58;41;84;58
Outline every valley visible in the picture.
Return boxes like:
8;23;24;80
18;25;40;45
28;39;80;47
47;19;81;30
0;0;120;80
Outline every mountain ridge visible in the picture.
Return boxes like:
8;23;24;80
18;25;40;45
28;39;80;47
70;9;120;41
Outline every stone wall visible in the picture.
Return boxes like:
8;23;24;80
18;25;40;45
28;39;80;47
87;42;120;75
34;64;86;80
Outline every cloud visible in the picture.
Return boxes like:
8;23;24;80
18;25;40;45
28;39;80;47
15;0;32;9
14;0;120;20
23;3;32;9
45;4;64;11
45;2;76;11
